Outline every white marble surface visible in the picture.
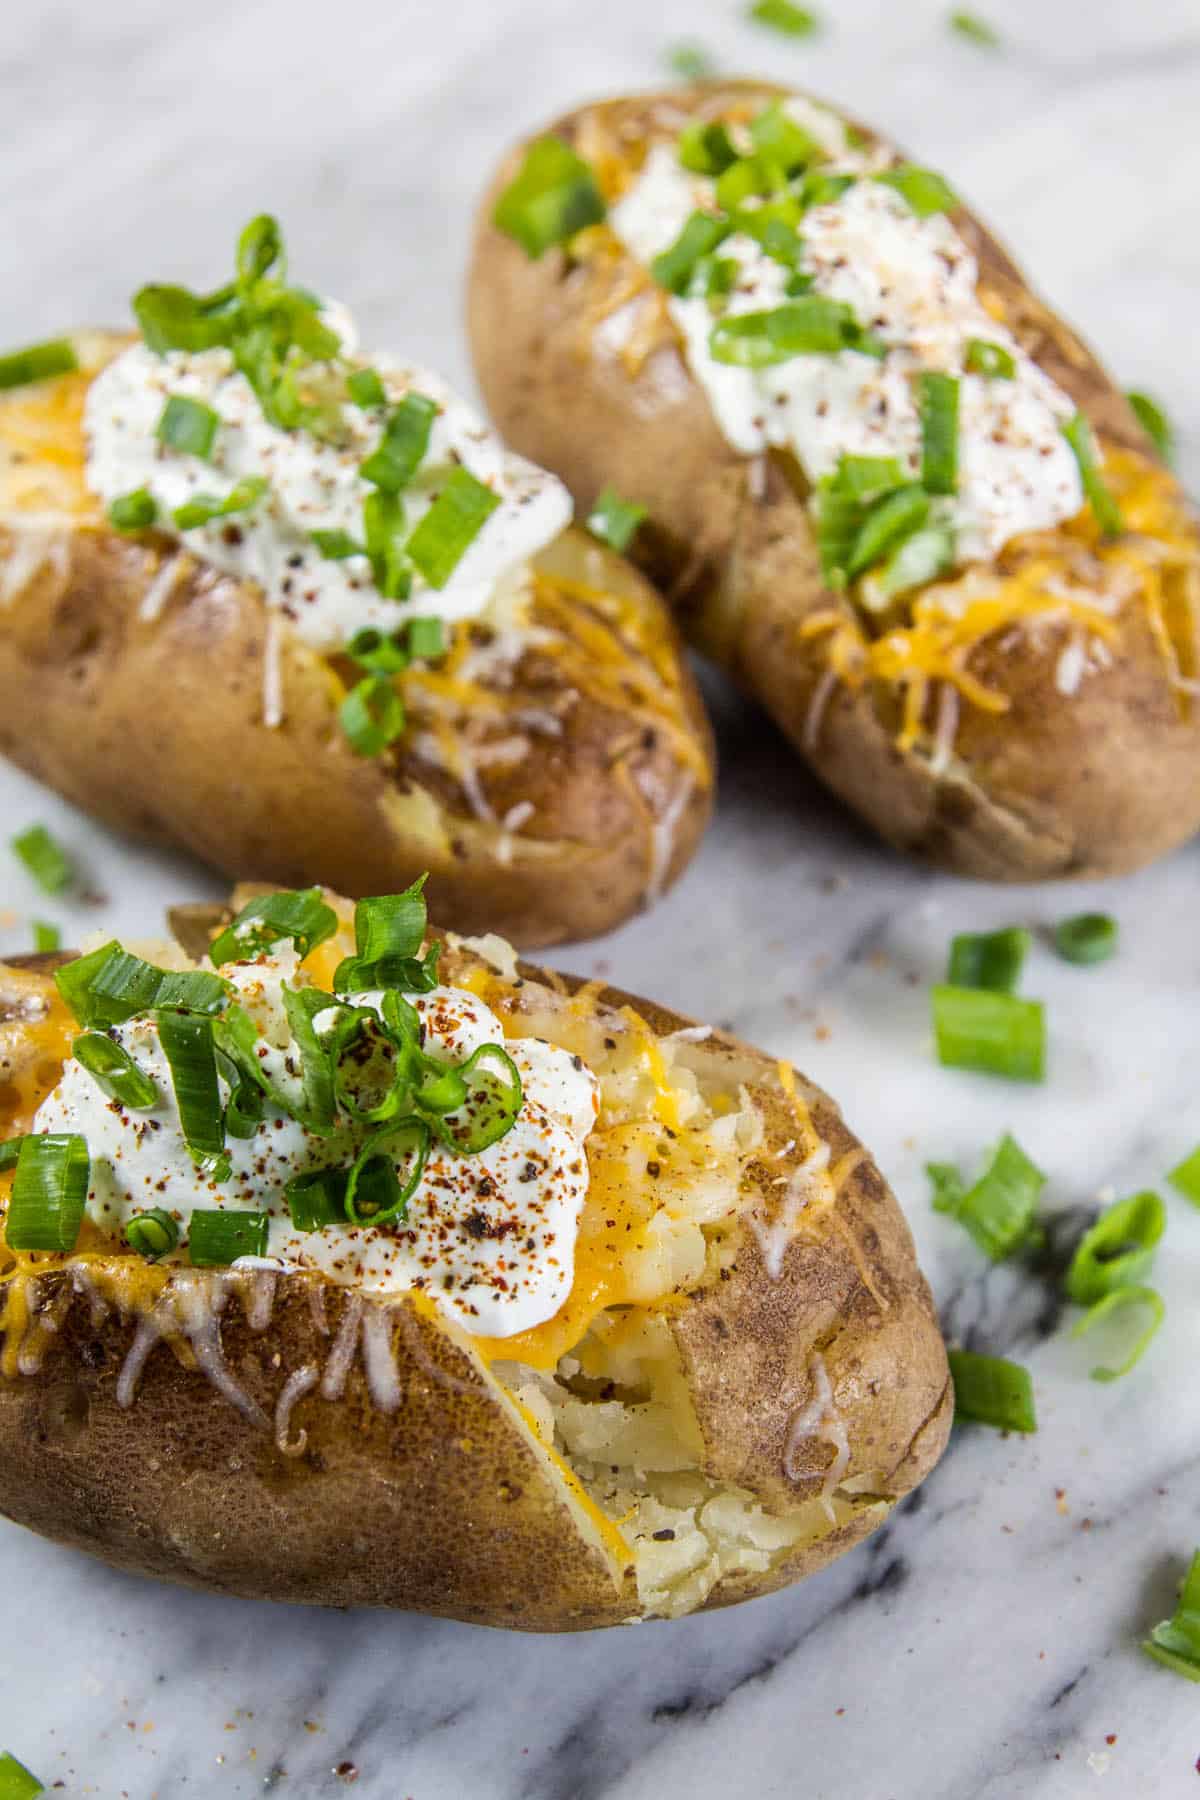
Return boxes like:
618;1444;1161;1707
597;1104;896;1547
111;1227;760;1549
3;0;1200;1793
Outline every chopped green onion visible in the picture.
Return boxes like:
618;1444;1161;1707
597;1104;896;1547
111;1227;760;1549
1063;412;1123;536
407;467;500;588
666;41;715;80
218;1045;264;1139
677;121;739;177
846;485;930;579
281;986;338;1137
125;1209;180;1260
0;338;78;391
587;486;648;553
739;214;804;270
340;674;406;757
709;298;863;367
108;488;159;531
965;338;1016;379
31;921;60;954
917;372;960;495
748;0;821;36
345;626;409;673
948;1348;1036;1432
938;1134;1045;1260
1127;390;1173;465
133;284;240;356
55;942;228;1029
333;880;431;992
1066;1190;1164;1306
876;165;959;218
814;482;861;589
73;1030;159;1111
799;171;856;210
158;1010;227;1173
869;523;956;600
359;392;438;494
949;10;1001;46
1167;1144;1200;1207
311;529;364;560
12;824;72;895
833;455;907;501
0;1137;26;1173
0;1752;44;1799
714;156;786;212
1071;1284;1164;1382
926;1160;966;1216
947;926;1030;994
155;394;220;460
932;985;1046;1082
362;488;411;600
208;887;337;968
493;136;607;258
188;1208;269;1266
235;214;285;290
172;476;267;531
428;1043;524;1153
347;367;387;409
685;255;739;299
406;616;446;662
344;1118;430;1226
1144;1551;1200;1682
5;1133;90;1252
749;102;826;175
285;1167;349;1232
1052;912;1117;966
650;211;731;295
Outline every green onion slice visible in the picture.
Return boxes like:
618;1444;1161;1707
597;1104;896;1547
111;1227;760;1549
158;1010;227;1173
650;211;731;295
281;986;338;1137
1167;1145;1200;1207
11;824;72;895
666;42;715;81
172;476;267;531
749;102;826;175
407;467;500;588
868;523;956;601
188;1208;270;1266
333;880;433;993
709;298;862;367
217;1045;265;1139
876;164;959;217
846;485;930;579
1144;1551;1200;1682
587;486;648;552
0;338;78;391
965;338;1016;379
125;1208;180;1260
748;0;820;37
359;392;438;494
55;943;228;1029
347;367;387;409
493;136;607;258
939;1133;1045;1260
211;1003;295;1122
950;10;1000;46
346;626;410;673
1071;1283;1164;1382
800;171;856;210
285;1167;349;1232
5;1133;90;1252
311;529;364;561
1065;1190;1164;1306
430;1043;524;1153
1063;412;1123;536
405;616;446;662
931;984;1046;1082
208;887;337;968
917;372;960;495
0;1750;44;1799
1052;912;1117;966
31;921;60;954
155;394;220;460
362;488;411;600
344;1117;430;1226
677;121;739;177
235;214;286;291
947;926;1030;994
73;1030;159;1111
948;1348;1036;1432
108;488;159;531
1127;390;1173;465
926;1160;966;1216
340;674;406;757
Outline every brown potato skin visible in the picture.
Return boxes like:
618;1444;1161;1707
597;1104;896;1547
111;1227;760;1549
469;80;1200;879
0;941;950;1629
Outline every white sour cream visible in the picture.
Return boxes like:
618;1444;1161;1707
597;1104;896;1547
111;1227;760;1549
609;99;1084;565
83;317;572;650
33;951;598;1338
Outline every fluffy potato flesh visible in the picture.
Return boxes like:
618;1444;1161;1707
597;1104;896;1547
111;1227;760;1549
0;335;712;947
469;81;1200;879
0;905;950;1629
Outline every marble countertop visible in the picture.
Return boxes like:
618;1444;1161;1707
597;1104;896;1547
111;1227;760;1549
3;0;1200;1793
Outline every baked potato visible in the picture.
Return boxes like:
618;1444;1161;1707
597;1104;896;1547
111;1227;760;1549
469;80;1200;880
0;220;713;950
0;881;950;1630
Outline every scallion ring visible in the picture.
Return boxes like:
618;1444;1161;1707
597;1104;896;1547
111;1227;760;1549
73;1030;159;1111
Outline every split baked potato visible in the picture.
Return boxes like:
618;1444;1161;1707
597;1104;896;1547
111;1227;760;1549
0;883;950;1629
470;80;1200;880
0;224;713;950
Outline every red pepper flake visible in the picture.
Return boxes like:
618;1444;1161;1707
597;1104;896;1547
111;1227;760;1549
335;1763;359;1784
1105;1735;1117;1747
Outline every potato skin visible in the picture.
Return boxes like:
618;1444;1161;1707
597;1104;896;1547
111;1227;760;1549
0;944;951;1629
469;81;1200;879
0;350;712;948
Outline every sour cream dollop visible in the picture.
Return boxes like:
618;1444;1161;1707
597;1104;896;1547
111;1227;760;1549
34;951;598;1337
83;313;572;650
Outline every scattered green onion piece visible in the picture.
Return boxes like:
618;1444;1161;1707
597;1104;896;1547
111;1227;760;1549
329;1007;413;1125
133;283;240;357
493;136;607;259
917;372;960;495
359;392;439;494
748;0;820;37
407;466;500;588
1167;1144;1200;1207
813;481;861;589
941;1134;1045;1260
340;674;406;758
1063;412;1123;536
1071;1284;1164;1382
931;984;1045;1082
876;164;959;218
32;921;60;954
714;155;785;212
208;887;337;968
55;942;228;1029
218;1046;265;1139
125;1209;180;1260
1127;390;1173;465
737;209;804;267
333;879;432;993
650;211;731;295
281;986;338;1137
800;171;856;210
666;41;715;80
677;121;739;177
749;101;826;175
406;616;446;662
869;523;956;601
1065;1190;1165;1306
709;298;861;367
833;455;907;501
235;214;285;290
0;1137;27;1173
846;485;930;579
345;626;410;673
310;529;364;560
347;367;388;409
188;1208;270;1266
587;486;648;553
211;1003;295;1122
171;476;267;530
285;1167;349;1232
155;394;220;461
11;824;72;895
948;1348;1036;1432
5;1133;90;1252
362;488;411;600
430;1043;524;1153
1144;1551;1200;1682
0;338;78;391
1052;912;1117;966
949;10;1001;46
926;1160;966;1216
344;1117;430;1226
0;1752;44;1799
158;1010;227;1173
965;338;1016;379
947;926;1030;994
108;487;159;531
73;1030;160;1111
